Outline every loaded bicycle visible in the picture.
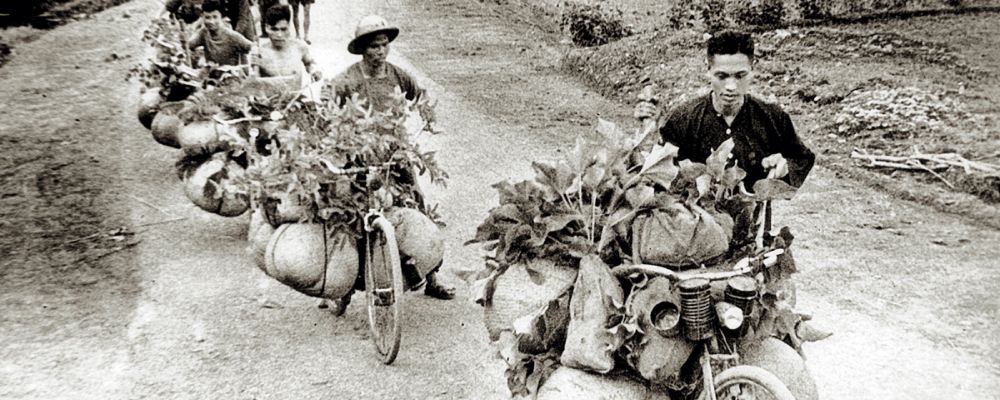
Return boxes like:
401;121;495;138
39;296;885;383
612;201;809;400
325;163;405;365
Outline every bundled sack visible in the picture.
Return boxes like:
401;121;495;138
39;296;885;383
177;119;237;150
137;89;164;130
263;192;312;225
247;208;276;270
180;154;249;217
484;259;577;341
740;338;819;400
560;255;625;373
263;223;359;300
632;202;734;268
536;367;669;400
150;101;184;148
385;207;445;279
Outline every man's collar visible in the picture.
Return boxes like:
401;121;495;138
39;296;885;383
708;91;747;118
361;61;388;79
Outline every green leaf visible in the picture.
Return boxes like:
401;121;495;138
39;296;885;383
568;135;601;174
625;185;655;209
720;165;747;190
540;212;585;234
694;174;712;202
639;143;679;175
752;178;798;200
581;164;607;192
627;143;679;190
595;118;626;145
706;138;735;179
532;161;575;200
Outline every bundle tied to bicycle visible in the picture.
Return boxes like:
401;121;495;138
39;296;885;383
465;118;819;399
207;81;450;301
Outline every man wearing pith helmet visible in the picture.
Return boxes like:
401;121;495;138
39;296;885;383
330;15;427;111
322;15;454;316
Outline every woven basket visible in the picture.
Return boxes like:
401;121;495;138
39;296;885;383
483;259;576;341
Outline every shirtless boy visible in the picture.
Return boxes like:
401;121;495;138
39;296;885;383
255;5;321;89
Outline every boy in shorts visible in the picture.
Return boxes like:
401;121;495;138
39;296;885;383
288;0;314;44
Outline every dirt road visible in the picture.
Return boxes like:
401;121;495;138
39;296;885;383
1;0;998;399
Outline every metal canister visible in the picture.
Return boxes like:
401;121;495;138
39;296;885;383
678;278;713;341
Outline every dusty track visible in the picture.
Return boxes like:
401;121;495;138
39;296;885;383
1;0;997;399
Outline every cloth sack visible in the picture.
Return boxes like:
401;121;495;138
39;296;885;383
560;255;625;373
632;202;734;268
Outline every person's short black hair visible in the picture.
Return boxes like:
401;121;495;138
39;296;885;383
265;4;291;27
201;0;224;15
707;30;755;63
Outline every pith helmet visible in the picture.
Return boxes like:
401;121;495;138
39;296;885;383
347;15;400;55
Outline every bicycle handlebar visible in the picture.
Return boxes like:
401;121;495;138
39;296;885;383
322;160;396;176
612;248;784;283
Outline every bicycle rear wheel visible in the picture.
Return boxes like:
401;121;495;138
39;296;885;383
364;216;404;365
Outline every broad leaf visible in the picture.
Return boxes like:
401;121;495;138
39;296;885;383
706;138;736;179
539;212;585;235
582;164;607;193
694;174;712;202
532;161;574;200
623;143;679;190
625;185;655;209
596;118;626;145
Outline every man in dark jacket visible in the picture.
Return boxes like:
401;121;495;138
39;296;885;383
636;30;814;190
635;30;815;248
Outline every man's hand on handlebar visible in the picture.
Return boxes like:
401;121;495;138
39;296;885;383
762;153;789;179
634;101;660;122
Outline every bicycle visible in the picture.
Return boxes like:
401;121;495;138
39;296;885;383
612;201;801;400
327;162;405;365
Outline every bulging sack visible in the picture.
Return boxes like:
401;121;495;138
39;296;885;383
484;259;577;341
560;255;625;373
632;203;734;268
536;367;669;400
247;208;275;270
264;223;359;300
384;207;444;278
182;157;249;217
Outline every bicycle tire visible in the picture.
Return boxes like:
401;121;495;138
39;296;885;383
364;216;404;365
699;365;796;400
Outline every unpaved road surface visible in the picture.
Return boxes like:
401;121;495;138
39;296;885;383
1;0;998;399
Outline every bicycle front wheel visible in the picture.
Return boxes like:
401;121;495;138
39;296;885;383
700;365;796;400
364;216;404;365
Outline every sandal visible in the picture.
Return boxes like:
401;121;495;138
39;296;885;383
423;272;455;300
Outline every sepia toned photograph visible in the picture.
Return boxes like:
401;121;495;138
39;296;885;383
1;0;997;398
